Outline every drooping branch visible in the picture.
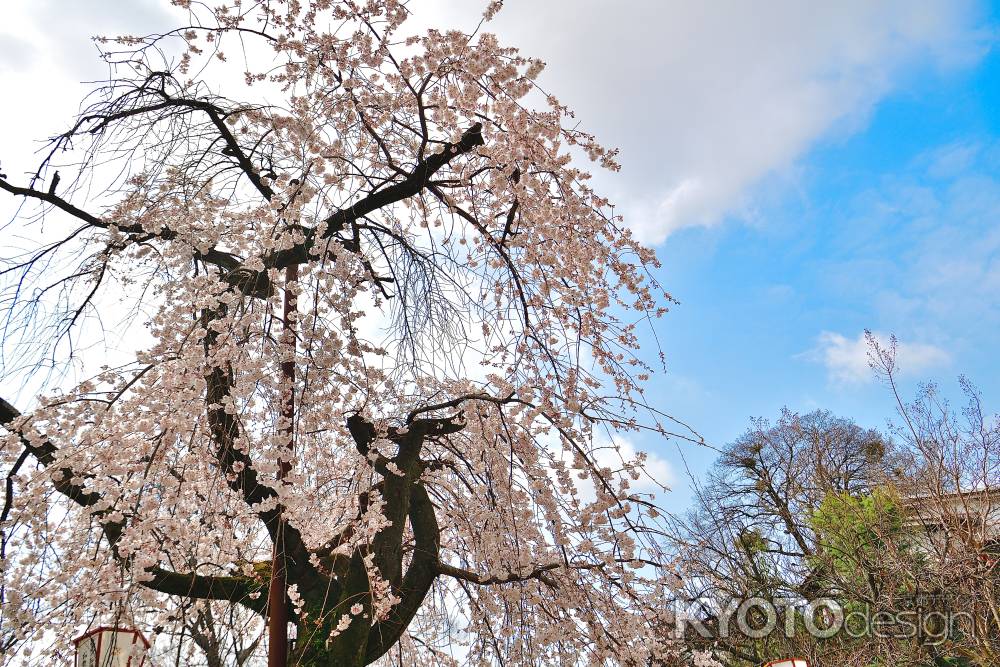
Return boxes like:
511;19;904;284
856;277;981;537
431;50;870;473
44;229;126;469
199;308;311;570
0;397;265;614
0;122;485;303
0;178;264;296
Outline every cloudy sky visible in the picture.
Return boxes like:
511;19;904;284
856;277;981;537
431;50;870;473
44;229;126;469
2;0;999;501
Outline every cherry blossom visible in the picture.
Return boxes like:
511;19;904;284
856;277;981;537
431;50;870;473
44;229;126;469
0;1;685;664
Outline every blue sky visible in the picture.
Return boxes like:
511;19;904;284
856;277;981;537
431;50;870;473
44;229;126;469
2;1;999;506
417;0;1000;501
636;2;1000;496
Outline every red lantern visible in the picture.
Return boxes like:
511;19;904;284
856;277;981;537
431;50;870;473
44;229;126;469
765;660;810;667
73;627;150;667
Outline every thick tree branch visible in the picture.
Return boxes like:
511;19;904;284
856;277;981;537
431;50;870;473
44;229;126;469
405;391;515;424
262;123;485;272
0;122;484;302
0;397;264;614
200;309;310;570
138;93;274;200
365;482;441;663
0;397;102;508
145;567;267;616
0;178;267;296
0;179;105;227
436;560;560;589
67;76;274;200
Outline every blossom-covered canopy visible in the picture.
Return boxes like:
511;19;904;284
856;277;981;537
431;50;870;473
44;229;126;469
0;1;688;664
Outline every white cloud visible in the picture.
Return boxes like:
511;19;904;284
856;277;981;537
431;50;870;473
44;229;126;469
807;330;950;385
419;0;988;243
0;1;177;186
562;433;675;505
1;1;988;244
611;436;676;495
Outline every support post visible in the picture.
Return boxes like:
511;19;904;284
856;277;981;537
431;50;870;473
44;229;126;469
268;263;297;667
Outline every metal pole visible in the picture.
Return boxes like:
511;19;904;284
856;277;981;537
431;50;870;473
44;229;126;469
268;263;297;667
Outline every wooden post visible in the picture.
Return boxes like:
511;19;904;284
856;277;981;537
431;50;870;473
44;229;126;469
268;263;297;667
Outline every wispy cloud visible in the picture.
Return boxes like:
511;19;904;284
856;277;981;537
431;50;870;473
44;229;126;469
806;331;950;385
815;139;1000;345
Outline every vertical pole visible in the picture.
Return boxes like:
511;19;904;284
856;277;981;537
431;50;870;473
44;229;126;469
268;263;297;667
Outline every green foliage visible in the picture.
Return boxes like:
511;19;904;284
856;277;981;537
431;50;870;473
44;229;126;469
809;486;904;580
736;528;768;555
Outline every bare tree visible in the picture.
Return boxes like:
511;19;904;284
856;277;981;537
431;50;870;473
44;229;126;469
869;336;1000;665
670;409;898;665
671;336;1000;666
